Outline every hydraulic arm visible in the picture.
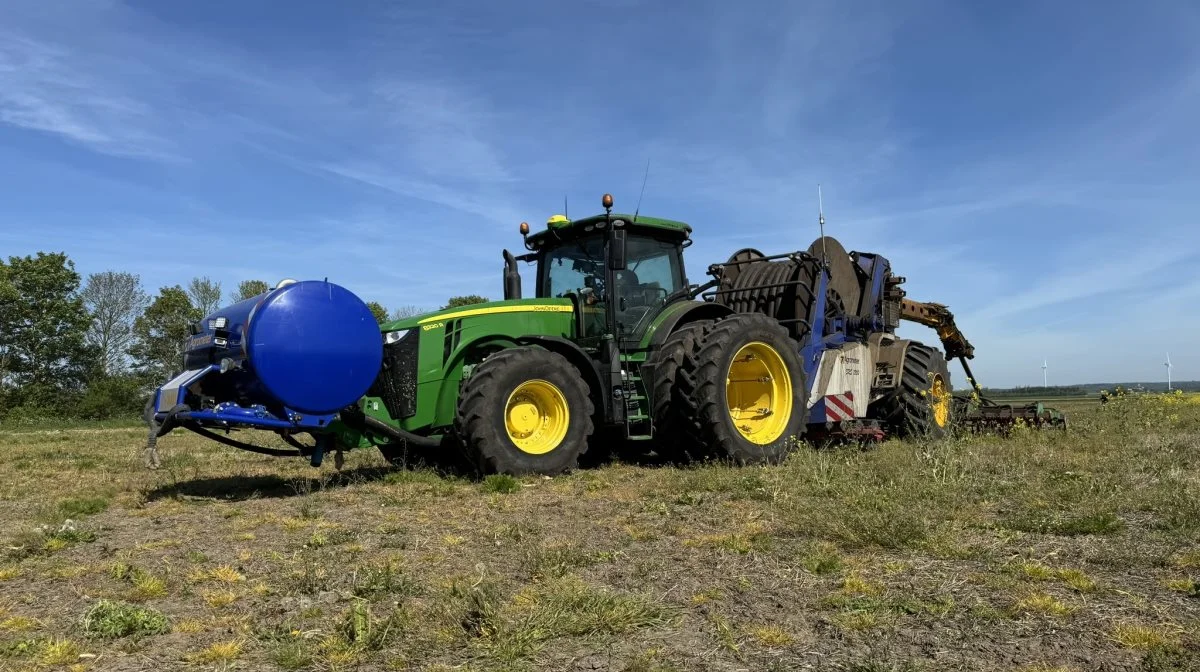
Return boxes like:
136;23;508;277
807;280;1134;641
899;298;982;393
898;298;1066;430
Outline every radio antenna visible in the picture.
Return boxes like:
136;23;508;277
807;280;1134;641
564;194;569;220
817;184;829;267
634;159;650;222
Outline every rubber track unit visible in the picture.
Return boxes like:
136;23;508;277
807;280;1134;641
646;320;716;462
677;313;808;465
455;347;594;476
869;341;952;439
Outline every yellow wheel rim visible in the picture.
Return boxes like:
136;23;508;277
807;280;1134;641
504;379;570;455
931;374;949;428
726;341;793;444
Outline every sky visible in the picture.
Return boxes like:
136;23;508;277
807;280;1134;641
1;0;1197;388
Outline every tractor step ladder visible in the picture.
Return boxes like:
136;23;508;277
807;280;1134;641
624;372;653;440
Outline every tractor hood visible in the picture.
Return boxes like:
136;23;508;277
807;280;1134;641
367;298;580;428
381;298;577;334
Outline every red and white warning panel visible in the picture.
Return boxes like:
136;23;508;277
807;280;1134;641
823;392;856;421
807;342;871;420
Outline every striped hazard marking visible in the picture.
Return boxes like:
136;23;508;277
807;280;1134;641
824;392;855;422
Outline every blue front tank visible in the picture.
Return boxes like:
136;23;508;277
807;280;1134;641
244;280;383;415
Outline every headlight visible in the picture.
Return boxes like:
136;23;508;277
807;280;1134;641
384;329;411;344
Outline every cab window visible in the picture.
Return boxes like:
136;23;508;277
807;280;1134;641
614;236;684;336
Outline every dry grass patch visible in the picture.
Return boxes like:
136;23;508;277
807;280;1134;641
1162;577;1197;596
0;615;41;632
189;638;245;664
1109;622;1184;651
202;590;240;608
1012;561;1097;593
38;637;82;665
1010;593;1075;618
749;625;793;648
1172;550;1200;569
188;564;245;585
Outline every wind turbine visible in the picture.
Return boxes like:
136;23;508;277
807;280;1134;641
1165;352;1172;391
1042;359;1048;388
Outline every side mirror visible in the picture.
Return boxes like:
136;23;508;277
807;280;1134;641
608;229;627;271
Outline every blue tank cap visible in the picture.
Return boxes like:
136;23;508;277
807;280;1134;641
246;280;383;415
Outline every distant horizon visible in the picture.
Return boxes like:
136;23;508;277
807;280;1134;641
979;380;1193;392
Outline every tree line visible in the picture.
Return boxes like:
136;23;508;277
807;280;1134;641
0;251;487;424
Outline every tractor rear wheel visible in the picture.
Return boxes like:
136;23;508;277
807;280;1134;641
646;320;715;462
456;347;594;476
870;342;953;439
679;314;808;464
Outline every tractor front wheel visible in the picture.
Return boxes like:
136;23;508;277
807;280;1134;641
679;314;808;464
456;347;594;476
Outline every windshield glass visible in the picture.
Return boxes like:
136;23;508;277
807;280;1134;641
538;232;685;339
543;236;605;299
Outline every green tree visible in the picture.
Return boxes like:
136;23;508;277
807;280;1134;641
444;295;489;310
366;301;389;324
390;305;428;321
131;286;201;382
187;276;223;316
0;252;94;411
75;373;147;420
80;271;148;376
232;279;270;303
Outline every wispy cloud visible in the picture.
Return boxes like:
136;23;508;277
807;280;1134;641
0;32;174;158
2;1;1200;385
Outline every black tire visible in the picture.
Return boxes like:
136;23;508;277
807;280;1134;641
869;342;953;439
455;347;595;476
679;314;808;464
646;320;716;462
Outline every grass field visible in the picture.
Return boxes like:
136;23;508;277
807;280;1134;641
1;394;1198;671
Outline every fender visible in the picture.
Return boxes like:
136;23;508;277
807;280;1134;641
640;300;734;350
515;335;608;420
431;335;521;430
868;332;912;393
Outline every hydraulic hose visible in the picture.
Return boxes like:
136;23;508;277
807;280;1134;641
356;414;442;449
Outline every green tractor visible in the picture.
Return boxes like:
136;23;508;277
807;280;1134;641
151;192;982;475
334;193;946;474
341;194;749;474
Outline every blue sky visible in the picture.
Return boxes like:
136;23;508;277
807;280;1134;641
2;0;1197;388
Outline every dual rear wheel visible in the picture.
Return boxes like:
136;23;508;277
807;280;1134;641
652;313;808;465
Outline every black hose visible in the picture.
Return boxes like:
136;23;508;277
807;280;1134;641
714;257;821;343
358;414;442;449
184;423;303;457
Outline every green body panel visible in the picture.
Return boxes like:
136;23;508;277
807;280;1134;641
363;298;578;440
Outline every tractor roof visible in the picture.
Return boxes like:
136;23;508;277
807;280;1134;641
524;212;692;249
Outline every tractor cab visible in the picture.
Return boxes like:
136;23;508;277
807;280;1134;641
505;194;693;345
